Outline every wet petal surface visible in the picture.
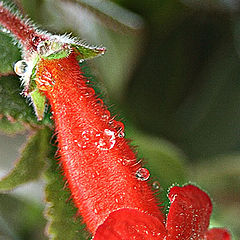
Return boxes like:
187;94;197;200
166;185;212;240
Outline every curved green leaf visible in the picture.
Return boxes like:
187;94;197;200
0;127;50;191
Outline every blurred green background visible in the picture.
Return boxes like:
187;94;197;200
0;0;239;239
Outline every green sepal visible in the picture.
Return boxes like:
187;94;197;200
73;44;105;61
44;147;89;240
0;128;50;191
44;48;71;60
30;89;46;121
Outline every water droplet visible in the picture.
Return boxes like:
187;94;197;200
14;60;28;76
152;181;160;190
136;168;150;181
96;129;116;150
80;130;94;150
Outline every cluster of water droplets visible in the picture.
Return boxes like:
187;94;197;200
95;128;116;150
75;103;126;151
75;128;120;151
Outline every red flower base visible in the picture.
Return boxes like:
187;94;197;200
93;185;231;240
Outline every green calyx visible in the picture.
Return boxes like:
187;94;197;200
39;38;105;61
14;37;105;121
43;48;71;60
72;44;106;61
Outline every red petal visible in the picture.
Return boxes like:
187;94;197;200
166;185;212;240
93;208;167;240
205;228;231;240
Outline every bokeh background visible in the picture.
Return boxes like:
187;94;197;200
0;0;239;239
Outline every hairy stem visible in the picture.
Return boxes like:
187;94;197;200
0;2;48;53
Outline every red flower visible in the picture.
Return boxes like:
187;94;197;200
93;185;231;240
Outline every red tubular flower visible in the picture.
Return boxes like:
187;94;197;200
93;185;231;240
35;52;164;234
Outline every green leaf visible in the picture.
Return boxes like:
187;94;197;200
44;149;89;240
0;32;21;75
44;49;71;60
0;127;50;191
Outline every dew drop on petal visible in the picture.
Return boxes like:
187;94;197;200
105;129;116;149
14;60;28;76
136;168;150;181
